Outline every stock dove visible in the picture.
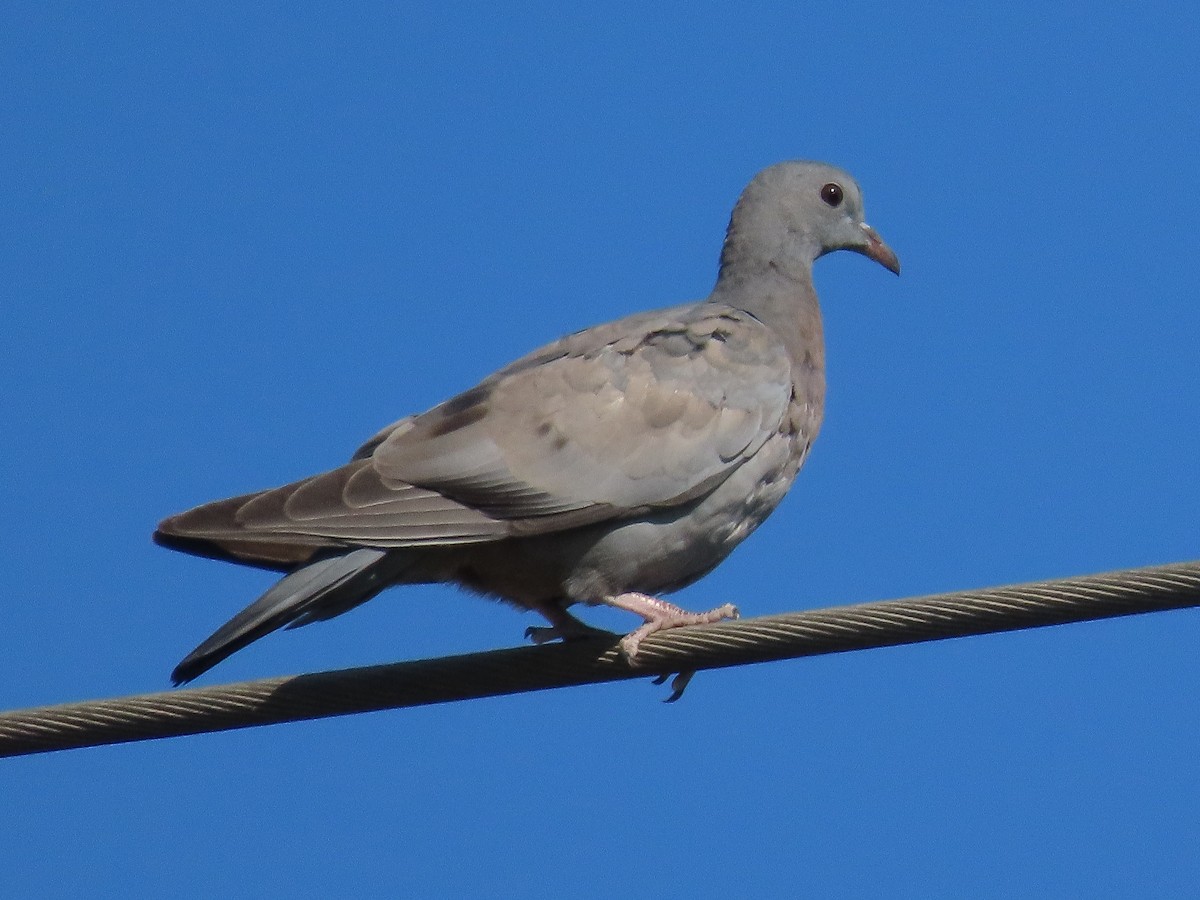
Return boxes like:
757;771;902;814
157;160;900;686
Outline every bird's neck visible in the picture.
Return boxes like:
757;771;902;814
708;255;826;413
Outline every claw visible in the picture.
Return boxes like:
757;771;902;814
651;670;697;701
663;671;695;703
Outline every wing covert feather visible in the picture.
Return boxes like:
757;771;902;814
370;303;793;519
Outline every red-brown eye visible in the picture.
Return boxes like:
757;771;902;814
820;183;843;207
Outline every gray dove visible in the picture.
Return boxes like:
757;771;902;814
157;160;899;686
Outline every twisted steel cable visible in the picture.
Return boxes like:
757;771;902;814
2;559;1199;758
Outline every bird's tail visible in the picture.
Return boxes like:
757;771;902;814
171;548;413;685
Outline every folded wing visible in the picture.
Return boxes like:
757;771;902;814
156;304;793;566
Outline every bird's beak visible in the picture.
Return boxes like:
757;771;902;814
859;223;901;275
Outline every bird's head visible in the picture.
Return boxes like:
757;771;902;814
720;161;900;278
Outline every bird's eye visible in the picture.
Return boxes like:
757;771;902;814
820;183;844;207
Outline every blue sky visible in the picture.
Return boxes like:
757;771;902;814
3;3;1199;896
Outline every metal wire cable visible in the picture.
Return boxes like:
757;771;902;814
2;559;1199;759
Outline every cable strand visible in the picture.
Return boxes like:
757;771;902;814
2;559;1198;758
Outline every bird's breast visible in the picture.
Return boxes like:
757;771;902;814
559;423;811;601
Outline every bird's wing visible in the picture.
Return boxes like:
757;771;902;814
369;303;793;524
159;304;794;553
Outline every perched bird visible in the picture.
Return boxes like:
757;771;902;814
157;160;899;686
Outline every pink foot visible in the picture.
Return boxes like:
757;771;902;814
605;592;739;661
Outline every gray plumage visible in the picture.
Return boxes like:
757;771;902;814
157;160;899;684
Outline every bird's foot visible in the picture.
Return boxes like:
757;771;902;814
607;592;739;661
524;612;615;646
523;625;561;645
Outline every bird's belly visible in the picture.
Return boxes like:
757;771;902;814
569;436;802;598
443;432;806;606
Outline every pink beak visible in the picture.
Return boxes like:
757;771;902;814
860;223;901;275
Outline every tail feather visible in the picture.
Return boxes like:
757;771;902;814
171;548;408;685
